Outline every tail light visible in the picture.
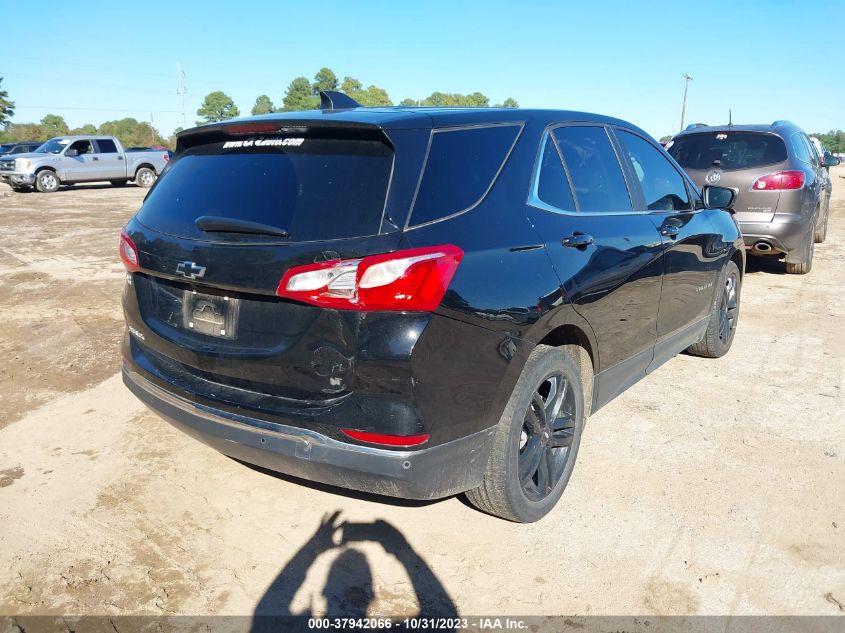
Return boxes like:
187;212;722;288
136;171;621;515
163;153;170;162
751;171;805;191
276;244;464;311
119;230;140;272
341;429;430;447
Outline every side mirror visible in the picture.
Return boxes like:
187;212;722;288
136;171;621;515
823;153;841;168
703;185;736;210
65;148;79;157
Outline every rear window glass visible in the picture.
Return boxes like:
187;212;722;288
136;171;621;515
96;139;118;153
137;137;393;242
668;132;787;170
533;134;576;211
410;125;520;226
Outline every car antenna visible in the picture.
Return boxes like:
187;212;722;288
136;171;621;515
728;109;732;128
319;90;362;110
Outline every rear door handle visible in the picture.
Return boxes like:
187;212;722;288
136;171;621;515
93;156;99;161
562;233;594;249
659;225;680;238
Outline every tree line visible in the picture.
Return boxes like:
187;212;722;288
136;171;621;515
195;67;519;123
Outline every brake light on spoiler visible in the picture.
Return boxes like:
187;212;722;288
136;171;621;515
751;171;805;191
276;245;464;311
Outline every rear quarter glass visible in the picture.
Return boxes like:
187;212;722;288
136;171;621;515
408;124;522;227
669;132;788;171
136;137;393;242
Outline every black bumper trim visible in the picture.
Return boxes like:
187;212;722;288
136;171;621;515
123;367;496;500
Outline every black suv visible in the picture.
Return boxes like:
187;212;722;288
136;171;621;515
121;93;744;522
0;141;42;156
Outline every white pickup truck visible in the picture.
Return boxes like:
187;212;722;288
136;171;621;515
0;136;170;193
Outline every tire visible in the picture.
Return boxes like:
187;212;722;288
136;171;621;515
34;170;60;193
785;229;814;275
134;167;155;188
814;206;828;244
687;260;741;358
110;180;129;187
465;344;587;523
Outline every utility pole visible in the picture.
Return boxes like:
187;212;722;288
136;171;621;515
679;73;693;132
177;62;187;129
150;112;155;144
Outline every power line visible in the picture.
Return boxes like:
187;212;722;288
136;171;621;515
14;105;181;113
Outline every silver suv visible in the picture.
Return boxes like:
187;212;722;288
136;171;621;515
668;121;839;274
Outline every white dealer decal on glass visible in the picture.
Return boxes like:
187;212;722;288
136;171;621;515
222;138;305;149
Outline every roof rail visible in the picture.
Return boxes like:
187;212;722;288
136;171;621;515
685;123;708;130
320;90;361;110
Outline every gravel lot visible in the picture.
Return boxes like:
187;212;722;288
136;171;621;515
0;170;843;617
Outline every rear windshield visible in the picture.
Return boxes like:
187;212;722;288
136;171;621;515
137;137;393;242
668;132;787;171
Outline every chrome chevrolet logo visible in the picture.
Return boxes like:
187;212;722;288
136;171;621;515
175;261;206;279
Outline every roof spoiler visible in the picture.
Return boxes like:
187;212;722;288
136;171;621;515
320;90;361;110
771;120;794;128
684;123;708;130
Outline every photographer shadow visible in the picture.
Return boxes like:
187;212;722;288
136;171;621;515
251;511;458;632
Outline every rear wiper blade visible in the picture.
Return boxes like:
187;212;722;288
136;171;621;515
195;215;290;238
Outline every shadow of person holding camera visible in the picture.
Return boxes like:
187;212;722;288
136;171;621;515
251;511;458;632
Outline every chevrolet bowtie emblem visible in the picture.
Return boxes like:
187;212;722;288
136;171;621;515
175;261;206;279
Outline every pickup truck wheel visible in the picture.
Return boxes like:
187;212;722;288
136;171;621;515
110;180;128;187
35;170;60;193
465;344;585;522
134;167;155;188
687;260;741;358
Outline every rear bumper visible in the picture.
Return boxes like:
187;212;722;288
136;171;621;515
123;366;496;500
738;213;813;261
0;172;36;186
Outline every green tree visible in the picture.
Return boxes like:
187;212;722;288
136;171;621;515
2;122;42;142
659;135;673;144
340;76;392;106
282;77;319;111
0;77;14;128
399;98;416;107
196;91;240;124
419;91;491;107
70;124;97;135
498;97;519;108
40;114;69;136
313;67;338;93
341;77;363;94
98;117;166;147
251;94;275;115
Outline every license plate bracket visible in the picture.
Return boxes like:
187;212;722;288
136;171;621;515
182;290;240;339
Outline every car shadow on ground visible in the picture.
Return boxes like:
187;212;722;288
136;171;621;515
8;183;141;193
250;511;459;632
744;253;788;275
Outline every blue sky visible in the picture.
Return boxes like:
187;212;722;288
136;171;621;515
4;0;843;139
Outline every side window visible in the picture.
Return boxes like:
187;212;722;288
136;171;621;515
617;130;692;211
10;146;26;154
533;133;576;211
552;126;632;213
96;139;118;153
410;124;521;226
790;132;810;164
68;140;93;155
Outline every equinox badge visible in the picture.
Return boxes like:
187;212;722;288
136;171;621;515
176;261;206;279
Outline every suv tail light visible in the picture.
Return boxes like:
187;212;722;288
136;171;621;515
163;152;170;162
751;171;805;191
119;230;140;272
276;245;464;311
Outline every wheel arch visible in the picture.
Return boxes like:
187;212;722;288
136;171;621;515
134;163;156;176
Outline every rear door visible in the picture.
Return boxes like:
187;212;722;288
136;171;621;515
93;138;126;179
614;127;723;369
123;125;422;413
526;124;663;410
668;131;788;223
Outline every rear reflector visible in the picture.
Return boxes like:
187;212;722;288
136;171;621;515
277;244;464;311
751;170;805;191
341;429;430;447
119;230;140;272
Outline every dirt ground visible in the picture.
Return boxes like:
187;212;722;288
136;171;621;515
0;170;843;619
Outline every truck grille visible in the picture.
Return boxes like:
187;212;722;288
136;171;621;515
0;160;14;172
